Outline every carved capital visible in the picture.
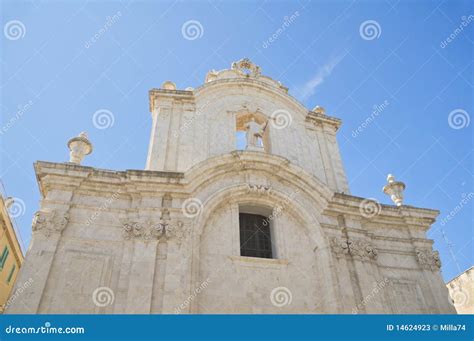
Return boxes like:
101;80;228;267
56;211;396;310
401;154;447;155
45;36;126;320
330;237;378;262
164;220;190;243
32;211;69;236
415;248;441;271
122;219;189;243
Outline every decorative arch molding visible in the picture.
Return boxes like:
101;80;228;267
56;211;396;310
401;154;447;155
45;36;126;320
193;79;309;121
188;181;339;313
193;183;322;241
183;151;334;212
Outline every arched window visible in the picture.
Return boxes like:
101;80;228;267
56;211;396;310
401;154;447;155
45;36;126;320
235;113;270;152
238;205;274;259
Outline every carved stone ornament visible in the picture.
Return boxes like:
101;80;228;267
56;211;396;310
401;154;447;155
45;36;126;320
122;219;189;242
382;174;406;206
415;248;441;271
32;211;70;237
231;58;261;77
246;184;272;195
330;237;378;262
67;132;93;164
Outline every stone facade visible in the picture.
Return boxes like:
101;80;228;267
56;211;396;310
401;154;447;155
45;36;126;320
6;59;455;314
447;267;473;314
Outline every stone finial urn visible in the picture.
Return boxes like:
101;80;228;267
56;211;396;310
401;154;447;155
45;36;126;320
312;106;326;115
67;132;93;164
383;174;406;206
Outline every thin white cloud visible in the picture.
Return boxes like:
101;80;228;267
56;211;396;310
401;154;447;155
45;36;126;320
298;53;347;100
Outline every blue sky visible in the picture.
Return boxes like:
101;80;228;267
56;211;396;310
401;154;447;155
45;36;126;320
0;0;472;282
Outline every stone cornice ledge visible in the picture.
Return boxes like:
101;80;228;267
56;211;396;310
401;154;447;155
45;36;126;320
305;111;342;131
148;89;195;111
34;161;185;197
327;193;440;227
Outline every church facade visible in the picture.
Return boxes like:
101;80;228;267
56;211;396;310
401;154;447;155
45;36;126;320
7;59;455;314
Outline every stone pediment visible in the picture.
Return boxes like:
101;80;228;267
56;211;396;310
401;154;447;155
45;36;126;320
203;58;287;92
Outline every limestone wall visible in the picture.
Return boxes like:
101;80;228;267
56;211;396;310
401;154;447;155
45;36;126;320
146;77;349;193
5;159;455;314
